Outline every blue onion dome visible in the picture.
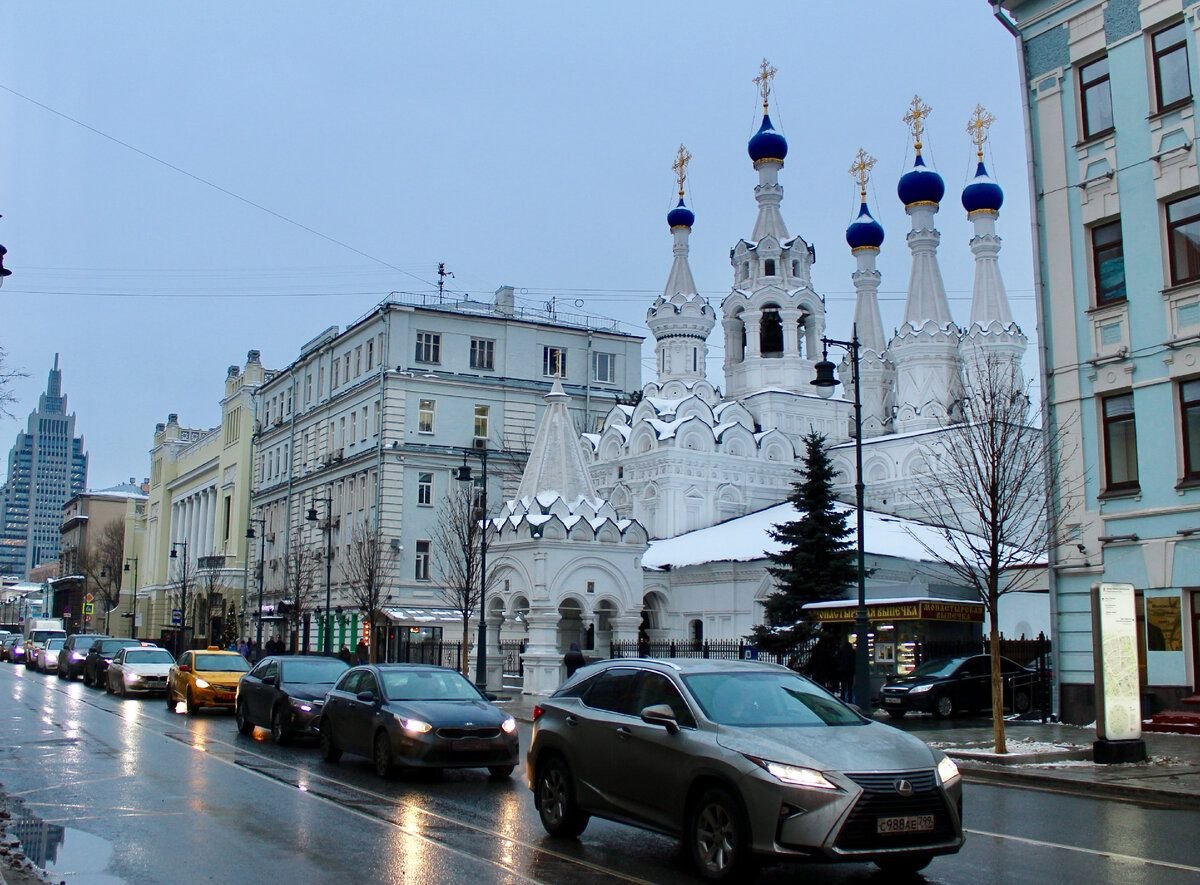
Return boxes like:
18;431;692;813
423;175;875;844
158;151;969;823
897;154;945;207
748;113;788;163
846;202;885;251
667;197;695;229
961;160;1004;213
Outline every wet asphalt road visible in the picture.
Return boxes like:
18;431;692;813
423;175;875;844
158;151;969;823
0;663;1197;884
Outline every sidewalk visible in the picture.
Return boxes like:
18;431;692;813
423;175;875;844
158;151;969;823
493;694;1200;809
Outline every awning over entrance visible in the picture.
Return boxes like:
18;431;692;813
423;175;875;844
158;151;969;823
802;597;984;624
380;607;464;624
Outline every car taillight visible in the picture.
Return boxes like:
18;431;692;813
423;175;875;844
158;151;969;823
531;704;544;721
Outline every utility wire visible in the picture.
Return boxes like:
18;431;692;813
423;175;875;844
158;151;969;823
0;81;435;288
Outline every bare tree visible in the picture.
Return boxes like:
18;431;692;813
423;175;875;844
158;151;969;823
169;551;199;653
79;521;125;633
282;528;322;652
432;482;495;677
341;518;399;662
905;354;1077;753
0;345;27;420
196;560;230;646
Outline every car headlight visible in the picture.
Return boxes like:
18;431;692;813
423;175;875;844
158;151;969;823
398;717;432;735
500;717;517;734
290;698;313;713
746;756;838;791
70;652;85;661
937;755;960;784
194;678;211;689
909;684;933;694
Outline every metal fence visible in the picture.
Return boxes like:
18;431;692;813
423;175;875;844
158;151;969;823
608;638;821;671
381;639;465;670
500;639;526;677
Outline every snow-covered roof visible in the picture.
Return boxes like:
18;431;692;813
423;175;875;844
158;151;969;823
801;596;983;610
643;501;976;570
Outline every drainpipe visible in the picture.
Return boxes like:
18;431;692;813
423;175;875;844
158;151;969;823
991;0;1061;720
585;331;593;433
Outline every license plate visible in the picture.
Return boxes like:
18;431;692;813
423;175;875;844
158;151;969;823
452;739;489;752
884;697;902;705
877;815;934;834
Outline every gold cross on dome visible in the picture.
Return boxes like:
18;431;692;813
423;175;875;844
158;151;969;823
849;148;877;199
672;144;692;197
967;104;996;160
753;58;778;111
903;95;933;154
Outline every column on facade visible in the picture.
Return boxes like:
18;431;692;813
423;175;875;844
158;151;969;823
486;611;505;692
611;614;642;645
779;307;801;356
521;605;563;696
743;309;763;358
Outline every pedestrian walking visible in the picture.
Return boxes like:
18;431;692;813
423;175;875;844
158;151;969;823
237;638;250;659
355;638;369;664
563;642;586;678
836;637;857;703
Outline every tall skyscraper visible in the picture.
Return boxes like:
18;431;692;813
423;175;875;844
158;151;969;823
0;355;88;578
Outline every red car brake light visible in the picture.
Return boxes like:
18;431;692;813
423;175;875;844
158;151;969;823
532;704;545;721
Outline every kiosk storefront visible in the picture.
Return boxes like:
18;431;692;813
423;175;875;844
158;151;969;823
803;597;985;680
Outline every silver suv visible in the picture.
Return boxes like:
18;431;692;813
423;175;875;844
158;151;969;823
527;658;964;882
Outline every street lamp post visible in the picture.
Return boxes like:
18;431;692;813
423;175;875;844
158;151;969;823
169;541;189;651
245;517;267;656
123;557;139;639
307;493;334;656
454;448;490;691
811;326;872;710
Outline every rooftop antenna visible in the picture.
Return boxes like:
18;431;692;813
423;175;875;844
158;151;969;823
437;262;454;299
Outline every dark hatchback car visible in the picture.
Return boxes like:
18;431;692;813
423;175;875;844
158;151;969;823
58;634;110;679
236;655;350;744
528;658;963;882
879;655;1042;719
319;664;519;779
82;638;146;687
6;636;25;664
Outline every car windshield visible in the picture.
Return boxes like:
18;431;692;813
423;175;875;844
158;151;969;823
683;672;863;727
381;669;483;701
908;657;966;678
193;654;249;672
99;640;138;653
283;659;349;684
30;630;65;643
45;639;64;650
125;649;174;664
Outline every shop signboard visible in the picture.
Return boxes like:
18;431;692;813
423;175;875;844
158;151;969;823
1091;583;1141;743
809;600;984;623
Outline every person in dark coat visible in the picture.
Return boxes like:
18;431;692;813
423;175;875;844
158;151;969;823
563;642;586;678
836;638;858;703
355;639;369;664
338;645;353;665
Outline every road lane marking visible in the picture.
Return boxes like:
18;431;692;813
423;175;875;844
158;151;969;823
965;828;1200;874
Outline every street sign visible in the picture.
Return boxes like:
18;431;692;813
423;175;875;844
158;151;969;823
171;609;182;626
84;593;94;604
62;609;70;617
82;603;94;615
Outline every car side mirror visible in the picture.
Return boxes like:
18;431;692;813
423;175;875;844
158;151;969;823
356;691;377;703
483;692;498;701
262;675;277;687
640;704;680;735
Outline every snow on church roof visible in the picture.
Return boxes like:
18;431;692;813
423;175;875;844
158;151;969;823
643;501;977;571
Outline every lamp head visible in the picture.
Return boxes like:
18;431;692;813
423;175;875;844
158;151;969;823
246;526;256;539
306;507;318;523
169;547;177;559
455;455;473;483
811;358;839;398
123;563;130;573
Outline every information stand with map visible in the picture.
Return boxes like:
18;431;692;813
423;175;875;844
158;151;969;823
1091;583;1147;764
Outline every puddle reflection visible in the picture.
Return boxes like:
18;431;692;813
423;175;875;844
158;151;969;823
5;801;124;883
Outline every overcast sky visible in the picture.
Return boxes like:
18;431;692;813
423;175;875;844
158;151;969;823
1;2;1031;489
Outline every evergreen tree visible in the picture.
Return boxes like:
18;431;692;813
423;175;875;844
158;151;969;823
751;431;856;654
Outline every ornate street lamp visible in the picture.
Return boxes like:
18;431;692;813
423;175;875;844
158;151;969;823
307;493;334;656
455;448;490;691
246;518;267;656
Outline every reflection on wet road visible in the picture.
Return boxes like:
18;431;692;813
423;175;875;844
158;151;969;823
0;664;1197;884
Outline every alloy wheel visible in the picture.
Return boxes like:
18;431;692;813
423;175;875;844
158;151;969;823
694;801;736;876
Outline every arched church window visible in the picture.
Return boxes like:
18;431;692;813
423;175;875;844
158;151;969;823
796;314;807;358
689;618;703;650
742;261;749;280
692;348;698;372
760;306;783;356
792;259;799;276
764;259;776;276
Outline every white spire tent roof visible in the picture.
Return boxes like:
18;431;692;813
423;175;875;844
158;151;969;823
512;380;601;508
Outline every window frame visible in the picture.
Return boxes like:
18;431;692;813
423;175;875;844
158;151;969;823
414;331;441;365
1079;55;1115;141
414;540;431;581
1102;392;1140;493
1167;193;1200;286
417;399;435;434
1181;378;1200;481
1152;21;1192;113
417;471;434;506
1091;218;1127;305
469;337;495;371
593;351;616;384
542;346;567;378
473;404;489;441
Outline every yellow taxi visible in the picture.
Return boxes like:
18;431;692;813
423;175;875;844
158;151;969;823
166;647;251;715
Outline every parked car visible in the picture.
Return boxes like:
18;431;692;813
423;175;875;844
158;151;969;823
23;628;66;670
879;655;1043;719
57;634;110;680
36;637;66;674
106;646;174;696
528;658;964;881
0;635;19;662
236;655;349;744
166;648;251;714
82;638;147;687
319;664;519;779
7;636;26;664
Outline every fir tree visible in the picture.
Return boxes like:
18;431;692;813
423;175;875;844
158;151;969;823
751;431;856;654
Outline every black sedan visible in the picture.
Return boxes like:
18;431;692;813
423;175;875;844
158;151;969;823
82;638;147;687
880;655;1041;718
319;664;519;779
236;655;350;744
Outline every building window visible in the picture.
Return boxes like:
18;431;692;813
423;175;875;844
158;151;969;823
415;540;431;581
473;404;489;441
417;472;433;506
366;339;374;370
470;337;495;370
543;346;567;377
361;406;368;441
1153;21;1191;112
344;353;351;381
1079;56;1114;140
415;332;441;364
1102;393;1139;492
764;258;776;276
1091;220;1126;304
1167;193;1200;285
350;411;357;444
418;399;435;433
355;346;362;377
593;352;615;384
1182;379;1200;481
332;360;339;388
